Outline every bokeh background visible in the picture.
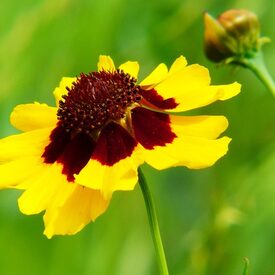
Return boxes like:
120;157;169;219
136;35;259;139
1;0;275;274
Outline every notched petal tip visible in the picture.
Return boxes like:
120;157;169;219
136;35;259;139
53;77;76;106
141;134;232;171
10;103;57;132
119;61;140;79
187;136;232;169
182;135;232;169
59;77;77;89
219;81;241;100
169;55;188;74
97;55;116;72
140;63;168;88
42;186;110;238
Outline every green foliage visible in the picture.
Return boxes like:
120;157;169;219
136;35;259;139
1;0;275;274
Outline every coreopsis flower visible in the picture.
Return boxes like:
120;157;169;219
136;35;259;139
204;9;269;63
0;55;240;238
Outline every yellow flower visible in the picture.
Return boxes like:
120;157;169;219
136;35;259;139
0;55;240;238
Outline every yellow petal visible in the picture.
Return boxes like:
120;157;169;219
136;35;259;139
140;58;240;112
97;55;115;72
43;185;109;238
75;146;143;199
216;82;241;100
170;115;228;139
53;77;76;106
10;103;57;132
18;164;68;215
171;82;241;112
140;63;168;87
17;163;108;237
0;128;52;162
0;157;43;189
149;60;241;112
119;61;139;79
154;64;211;99
168;55;188;75
142;136;231;170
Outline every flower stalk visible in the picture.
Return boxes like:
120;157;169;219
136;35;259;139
138;167;169;275
234;52;275;97
242;257;249;275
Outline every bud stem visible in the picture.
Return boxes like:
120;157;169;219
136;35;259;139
138;167;169;275
242;257;250;275
237;52;275;97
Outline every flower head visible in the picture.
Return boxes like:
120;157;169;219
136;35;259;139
0;55;240;238
204;9;269;62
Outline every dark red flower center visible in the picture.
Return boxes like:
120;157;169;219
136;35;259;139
42;68;178;182
57;69;142;134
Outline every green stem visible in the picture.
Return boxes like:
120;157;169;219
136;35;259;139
138;167;169;275
237;52;275;97
242;257;249;275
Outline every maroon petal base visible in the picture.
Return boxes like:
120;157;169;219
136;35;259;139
131;107;176;150
92;122;137;166
139;88;178;110
42;124;95;182
42;122;137;181
58;133;96;182
42;125;71;164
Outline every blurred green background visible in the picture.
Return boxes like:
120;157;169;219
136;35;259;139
1;0;275;274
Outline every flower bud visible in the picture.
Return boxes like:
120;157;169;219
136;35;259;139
204;9;264;62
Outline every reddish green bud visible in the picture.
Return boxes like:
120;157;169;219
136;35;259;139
204;9;267;63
